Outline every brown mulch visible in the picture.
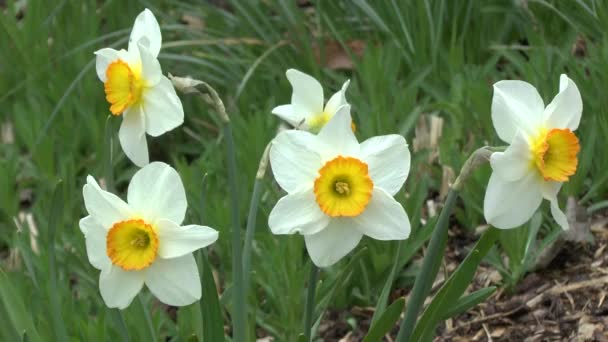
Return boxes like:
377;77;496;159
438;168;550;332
318;219;608;342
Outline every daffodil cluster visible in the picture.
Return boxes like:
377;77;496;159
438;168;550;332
81;8;585;316
82;9;218;309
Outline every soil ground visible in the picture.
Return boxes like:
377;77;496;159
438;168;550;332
318;217;608;341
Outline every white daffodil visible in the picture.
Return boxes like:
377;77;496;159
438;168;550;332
272;69;350;133
484;74;582;230
268;105;411;267
79;162;218;309
94;9;184;167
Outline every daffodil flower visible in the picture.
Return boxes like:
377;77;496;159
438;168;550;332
272;69;350;133
79;162;218;309
94;9;184;167
484;74;582;230
268;105;411;267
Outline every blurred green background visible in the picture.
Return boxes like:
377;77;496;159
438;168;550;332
1;0;607;340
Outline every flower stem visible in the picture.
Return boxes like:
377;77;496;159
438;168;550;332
242;144;271;295
304;264;320;342
103;115;115;192
224;123;246;342
396;190;457;341
170;75;246;341
395;147;492;342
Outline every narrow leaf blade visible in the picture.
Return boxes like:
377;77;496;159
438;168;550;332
363;297;405;342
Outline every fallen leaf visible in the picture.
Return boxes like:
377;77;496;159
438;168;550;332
313;40;365;70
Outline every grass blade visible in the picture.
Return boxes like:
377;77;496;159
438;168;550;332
371;241;403;323
198;250;225;342
110;308;130;342
439;287;497;321
411;228;499;340
47;180;68;341
396;190;458;341
0;269;42;341
137;295;156;341
33;59;94;151
242;144;270;296
224;123;246;342
303;265;320;342
364;297;405;342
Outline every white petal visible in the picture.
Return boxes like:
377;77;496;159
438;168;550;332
304;219;363;267
129;8;162;57
157;219;219;259
142;76;184;137
541;181;569;230
360;134;410;195
138;43;162;86
83;176;132;229
543;74;582;131
268;188;330;235
79;216;111;270
119;106;149;167
271;104;304;128
491;80;545;143
127;162;187;225
269;130;323;193
286;69;324;118
489;131;531;182
324;79;350;115
317;105;359;159
99;266;144;309
353;188;410;240
144;254;201;306
123;45;141;66
94;48;120;82
484;172;543;229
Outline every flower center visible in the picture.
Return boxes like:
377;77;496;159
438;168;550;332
104;60;144;115
531;128;580;182
335;181;350;195
307;112;332;133
106;219;159;271
314;156;374;217
307;112;357;133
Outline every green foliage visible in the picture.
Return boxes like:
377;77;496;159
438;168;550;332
411;228;500;340
0;0;607;340
364;297;405;342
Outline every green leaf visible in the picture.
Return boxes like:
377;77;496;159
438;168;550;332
103;115;115;192
397;190;459;340
371;242;403;323
137;296;156;342
47;180;68;341
522;213;543;272
315;247;368;317
0;269;42;341
352;0;390;32
363;297;405;342
109;309;130;342
372;180;435;323
411;228;499;341
311;247;369;340
439;287;496;321
198;250;225;342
